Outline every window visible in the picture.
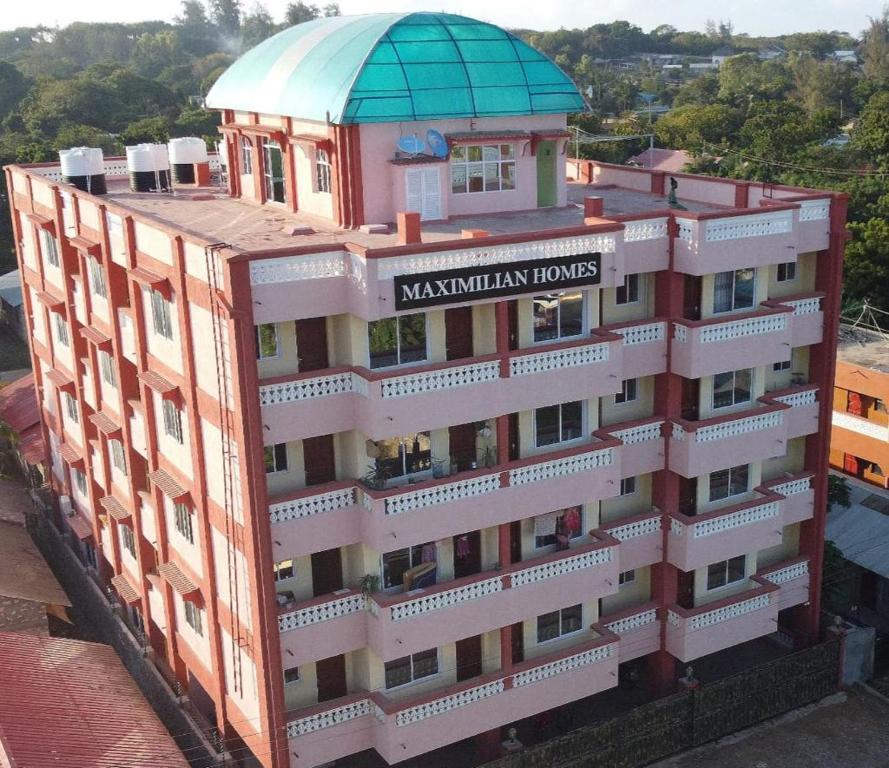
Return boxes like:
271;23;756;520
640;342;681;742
88;257;107;298
63;392;79;423
240;136;253;175
620;476;637;496
74;468;87;495
615;378;638;404
262;139;286;203
283;666;299;685
162;400;184;444
713;268;755;313
532;292;583;342
368;314;427;369
534;506;583;549
707;555;746;590
712;369;751;410
315;149;331;193
255;324;278;359
173;502;194;544
374;434;432;481
384;649;438;689
619;569;635;585
776;262;797;282
120;523;136;557
53;313;69;347
450;144;516;194
708;464;749;502
110;439;127;475
381;543;432;590
150;290;173;340
184;600;203;635
99;350;116;387
264;443;288;473
537;604;583;643
616;273;640;305
40;229;60;267
273;559;295;581
535;401;583;447
773;359;791;372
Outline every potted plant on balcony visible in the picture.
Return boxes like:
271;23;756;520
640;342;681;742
359;574;380;599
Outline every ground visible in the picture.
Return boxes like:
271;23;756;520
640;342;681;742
0;324;30;372
652;687;889;768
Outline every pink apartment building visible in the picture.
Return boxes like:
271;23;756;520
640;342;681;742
4;12;846;768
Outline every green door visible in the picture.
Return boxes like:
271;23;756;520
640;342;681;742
536;140;556;207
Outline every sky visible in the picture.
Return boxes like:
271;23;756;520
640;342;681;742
1;0;882;37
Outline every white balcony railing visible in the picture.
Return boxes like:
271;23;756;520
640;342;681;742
287;698;373;737
799;199;830;221
703;210;794;243
831;410;889;442
508;446;614;486
378;473;501;517
259;371;366;406
623;217;668;242
762;560;809;585
615;321;665;346
269;486;356;524
672;411;783;444
389;576;503;622
698;313;787;344
509;342;610;377
683;500;780;539
605;607;658;635
279;593;366;632
609;420;663;445
511;546;613;588
382;361;499;398
770;475;812;497
772;389;817;408
512;642;614;687
394;680;504;727
668;591;771;631
605;515;661;542
784;296;822;315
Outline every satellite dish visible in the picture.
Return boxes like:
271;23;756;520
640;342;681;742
426;129;448;158
397;134;426;156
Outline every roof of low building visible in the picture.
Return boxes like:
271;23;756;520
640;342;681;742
837;322;889;372
0;515;70;610
626;148;692;173
0;373;40;435
0;632;190;768
206;12;584;124
827;473;889;580
0;269;22;308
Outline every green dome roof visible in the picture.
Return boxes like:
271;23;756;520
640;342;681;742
205;12;584;124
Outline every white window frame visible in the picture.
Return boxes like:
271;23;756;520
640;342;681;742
615;378;638;404
99;350;116;387
367;314;428;370
533;506;584;550
620;476;637;496
73;468;88;495
119;523;136;558
88;256;108;299
536;603;584;644
162;400;184;445
173;502;194;545
40;229;60;268
708;464;749;502
713;268;756;314
383;648;440;690
53;313;70;347
534;401;585;448
315;148;331;193
110;439;127;475
240;136;253;175
450;143;517;194
183;600;203;636
255;323;279;360
63;392;79;423
619;569;636;586
706;554;747;591
532;291;586;344
773;359;791;372
264;443;288;474
616;273;640;305
273;559;295;582
712;368;753;411
150;290;174;340
776;262;797;282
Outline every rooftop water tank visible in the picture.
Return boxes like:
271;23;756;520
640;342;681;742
126;143;171;193
168;137;208;184
59;147;107;195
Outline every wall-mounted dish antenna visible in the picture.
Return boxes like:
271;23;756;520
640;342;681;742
397;134;426;156
426;129;448;158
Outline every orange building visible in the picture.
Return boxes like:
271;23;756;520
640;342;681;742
830;324;889;487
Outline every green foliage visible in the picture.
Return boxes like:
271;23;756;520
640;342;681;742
120;116;172;145
827;475;851;508
655;104;743;152
853;91;889;168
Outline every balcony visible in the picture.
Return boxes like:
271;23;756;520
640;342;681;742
761;385;819;440
596;602;661;663
760;471;815;525
599;510;662;570
665;578;779;662
764;293;824;348
598;418;665;476
671;307;793;380
285;632;619;768
668;404;789;478
673;206;805;276
258;320;666;444
667;493;784;572
758;557;810;611
794;197;832;253
830;410;889;469
279;533;620;664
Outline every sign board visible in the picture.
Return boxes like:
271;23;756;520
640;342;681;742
394;252;602;311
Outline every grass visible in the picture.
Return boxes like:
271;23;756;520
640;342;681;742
0;324;31;372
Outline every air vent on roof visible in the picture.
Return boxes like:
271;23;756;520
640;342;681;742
126;143;171;193
168;137;208;184
59;147;107;195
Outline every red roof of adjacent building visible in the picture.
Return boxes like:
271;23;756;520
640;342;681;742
626;148;693;173
0;632;190;767
0;374;46;464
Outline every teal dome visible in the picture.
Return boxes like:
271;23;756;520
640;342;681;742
205;12;584;124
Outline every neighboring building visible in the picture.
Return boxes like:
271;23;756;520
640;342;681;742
831;50;858;64
626;148;692;173
830;323;889;487
0;373;47;478
0;631;190;767
4;11;846;768
711;46;736;66
0;268;26;340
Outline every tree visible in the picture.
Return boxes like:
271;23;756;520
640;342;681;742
0;61;29;121
241;3;276;49
52;124;120;155
654;104;743;152
842;216;889;311
718;54;792;105
120;116;172;145
208;0;242;38
853;91;889;168
828;475;851;508
861;10;889;87
285;2;320;25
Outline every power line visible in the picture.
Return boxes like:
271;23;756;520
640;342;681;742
703;141;889;179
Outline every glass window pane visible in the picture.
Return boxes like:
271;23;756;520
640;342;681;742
535;405;560;446
451;165;467;193
398;313;427;364
484;162;500;191
713;371;734;409
559;292;583;337
451;145;465;161
500;162;516;190
536;609;560;642
560;401;583;441
412;648;438;679
729;464;749;496
533;294;559;342
482;145;499;161
384;655;412;688
467;146;482;162
713;271;734;314
382;548;412;589
707;561;726;590
500;144;515;159
733;268;755;309
709;468;729;501
467;162;484;192
734;369;751;404
727;554;746;583
561;604;583;634
369;318;398;369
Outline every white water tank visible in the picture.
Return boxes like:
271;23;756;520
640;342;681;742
168;137;208;183
59;147;107;194
126;143;171;192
